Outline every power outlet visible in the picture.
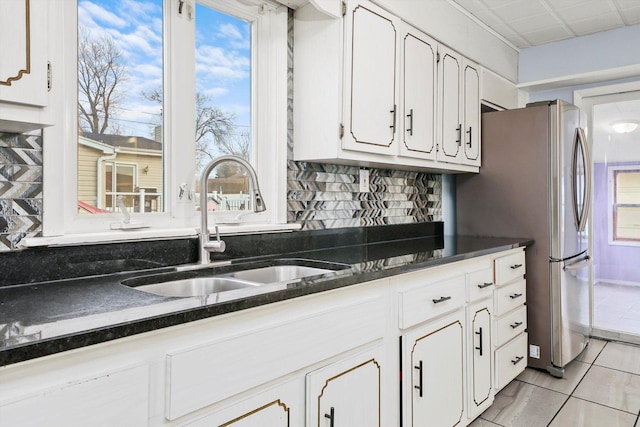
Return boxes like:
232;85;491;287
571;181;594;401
529;344;540;359
359;169;370;193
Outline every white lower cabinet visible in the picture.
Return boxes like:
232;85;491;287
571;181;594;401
404;310;465;426
466;300;493;420
0;364;149;427
306;344;385;427
182;378;302;427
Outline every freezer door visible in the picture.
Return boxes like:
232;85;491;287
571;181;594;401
550;254;591;368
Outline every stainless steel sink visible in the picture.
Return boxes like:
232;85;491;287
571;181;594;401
132;277;259;297
123;259;350;299
225;265;334;284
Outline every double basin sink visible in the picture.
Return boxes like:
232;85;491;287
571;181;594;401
122;259;350;298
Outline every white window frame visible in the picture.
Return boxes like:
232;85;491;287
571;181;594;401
608;165;640;247
36;0;289;246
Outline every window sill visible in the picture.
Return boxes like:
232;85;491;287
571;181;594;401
21;223;302;248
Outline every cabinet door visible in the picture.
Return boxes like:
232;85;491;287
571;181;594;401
400;29;436;160
406;310;464;427
343;1;398;155
0;0;48;107
307;345;384;426
183;378;302;427
437;46;462;163
462;62;480;166
468;302;493;419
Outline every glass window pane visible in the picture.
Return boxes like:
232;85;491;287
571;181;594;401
77;0;164;214
616;171;640;204
194;3;252;215
616;206;640;240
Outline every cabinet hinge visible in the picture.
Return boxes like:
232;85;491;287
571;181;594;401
47;62;52;91
339;123;344;138
342;1;346;16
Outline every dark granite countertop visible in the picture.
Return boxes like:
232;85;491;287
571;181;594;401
0;232;531;367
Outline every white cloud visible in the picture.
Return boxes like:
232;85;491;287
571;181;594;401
79;1;127;29
201;87;230;99
196;45;250;81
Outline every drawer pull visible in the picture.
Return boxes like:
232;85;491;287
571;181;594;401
510;321;524;329
324;407;335;427
475;327;484;356
432;296;452;304
511;356;524;365
509;293;523;300
414;360;423;397
477;282;494;289
510;264;523;270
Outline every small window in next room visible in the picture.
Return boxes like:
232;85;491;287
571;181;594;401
612;167;640;242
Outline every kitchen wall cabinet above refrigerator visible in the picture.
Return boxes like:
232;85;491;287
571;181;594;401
0;0;53;133
293;0;481;173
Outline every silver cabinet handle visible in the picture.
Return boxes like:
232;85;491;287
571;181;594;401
475;327;484;356
456;124;462;146
509;293;523;300
511;356;524;365
477;282;493;289
432;296;452;304
510;321;523;329
510;264;523;270
414;360;423;397
390;105;397;132
466;126;472;147
406;108;414;136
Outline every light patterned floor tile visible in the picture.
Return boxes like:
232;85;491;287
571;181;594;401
574;338;607;364
573;365;640;413
480;380;567;427
468;417;502;426
549;397;637;427
516;360;590;395
594;341;640;375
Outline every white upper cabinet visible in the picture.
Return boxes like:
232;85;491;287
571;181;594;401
293;0;481;173
437;46;480;167
463;62;481;166
343;2;398;155
400;28;437;161
0;0;51;132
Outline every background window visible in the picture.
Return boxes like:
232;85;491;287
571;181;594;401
613;168;640;242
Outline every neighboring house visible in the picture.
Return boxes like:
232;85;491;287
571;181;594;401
78;132;163;213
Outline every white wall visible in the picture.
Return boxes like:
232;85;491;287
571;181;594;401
519;24;640;104
519;25;640;85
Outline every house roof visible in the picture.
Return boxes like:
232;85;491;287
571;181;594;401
81;132;162;151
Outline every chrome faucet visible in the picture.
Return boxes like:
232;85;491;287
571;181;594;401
199;155;266;264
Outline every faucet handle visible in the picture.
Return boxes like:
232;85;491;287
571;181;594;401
203;225;226;253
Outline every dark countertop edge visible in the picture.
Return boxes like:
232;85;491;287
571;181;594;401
0;239;530;367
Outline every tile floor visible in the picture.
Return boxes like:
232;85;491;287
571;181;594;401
594;282;640;335
469;338;640;426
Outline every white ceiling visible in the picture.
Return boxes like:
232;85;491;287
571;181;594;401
450;0;640;49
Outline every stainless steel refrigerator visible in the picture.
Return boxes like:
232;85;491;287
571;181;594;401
457;100;592;377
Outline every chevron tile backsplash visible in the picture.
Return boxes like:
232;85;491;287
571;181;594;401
0;131;43;251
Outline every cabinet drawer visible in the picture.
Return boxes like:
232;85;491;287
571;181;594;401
494;279;526;316
494;251;526;286
494;305;527;348
467;268;495;302
399;276;465;329
495;333;528;390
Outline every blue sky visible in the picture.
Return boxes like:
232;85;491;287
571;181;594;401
78;0;251;139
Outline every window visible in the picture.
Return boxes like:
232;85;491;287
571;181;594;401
612;167;640;242
42;0;288;240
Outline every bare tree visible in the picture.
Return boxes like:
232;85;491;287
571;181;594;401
141;89;245;168
77;27;128;134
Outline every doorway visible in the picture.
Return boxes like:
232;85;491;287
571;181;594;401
577;86;640;343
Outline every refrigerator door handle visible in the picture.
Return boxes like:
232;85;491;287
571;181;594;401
563;255;592;271
572;127;592;233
